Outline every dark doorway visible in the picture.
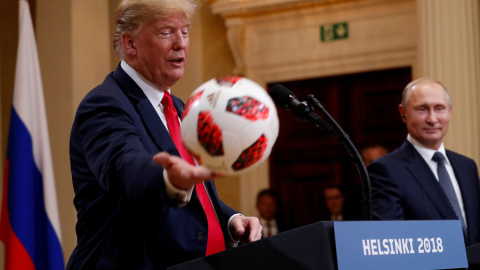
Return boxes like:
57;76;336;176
268;67;411;229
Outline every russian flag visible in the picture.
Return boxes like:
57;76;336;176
0;1;64;269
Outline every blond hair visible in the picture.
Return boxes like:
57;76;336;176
113;0;199;58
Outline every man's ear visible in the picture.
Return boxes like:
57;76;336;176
121;32;136;57
398;104;406;123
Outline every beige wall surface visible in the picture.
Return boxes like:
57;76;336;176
1;0;480;268
37;0;75;264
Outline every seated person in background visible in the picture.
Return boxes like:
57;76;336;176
361;143;389;167
256;189;286;237
322;183;363;221
323;184;347;221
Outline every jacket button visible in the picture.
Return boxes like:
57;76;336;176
197;232;204;240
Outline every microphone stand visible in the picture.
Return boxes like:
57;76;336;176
306;94;373;221
290;98;339;137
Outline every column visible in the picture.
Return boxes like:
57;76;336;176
416;0;480;163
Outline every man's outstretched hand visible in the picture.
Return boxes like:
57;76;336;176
153;152;223;190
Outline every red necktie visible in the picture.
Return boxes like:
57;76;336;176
161;91;225;255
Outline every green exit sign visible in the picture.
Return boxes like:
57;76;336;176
320;22;349;42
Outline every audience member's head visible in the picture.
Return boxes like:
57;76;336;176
256;189;279;221
323;184;345;219
361;144;389;167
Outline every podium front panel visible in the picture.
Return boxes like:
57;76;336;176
168;221;336;270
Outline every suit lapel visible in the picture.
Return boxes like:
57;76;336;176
112;65;180;156
402;141;457;219
447;151;472;220
111;65;216;221
171;96;184;119
447;151;468;198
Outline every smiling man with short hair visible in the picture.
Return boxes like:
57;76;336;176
368;78;480;246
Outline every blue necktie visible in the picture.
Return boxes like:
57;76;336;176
432;151;467;236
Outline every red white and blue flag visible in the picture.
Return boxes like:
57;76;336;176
0;0;64;269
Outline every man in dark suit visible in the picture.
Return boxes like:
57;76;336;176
321;184;362;221
368;78;480;246
66;1;261;269
256;189;288;237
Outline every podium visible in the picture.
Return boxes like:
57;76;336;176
168;221;336;270
467;243;480;269
168;220;473;270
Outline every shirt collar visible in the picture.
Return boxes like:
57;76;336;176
121;60;170;106
407;134;449;165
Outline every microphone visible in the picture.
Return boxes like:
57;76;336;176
269;84;336;135
269;84;302;109
269;84;317;120
269;83;373;220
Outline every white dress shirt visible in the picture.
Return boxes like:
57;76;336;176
121;61;194;204
407;134;466;225
259;218;278;237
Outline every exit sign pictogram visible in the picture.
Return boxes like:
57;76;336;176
320;22;349;42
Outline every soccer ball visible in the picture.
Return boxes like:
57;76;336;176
181;76;279;176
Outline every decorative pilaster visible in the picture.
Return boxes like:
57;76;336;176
416;0;480;163
225;18;246;76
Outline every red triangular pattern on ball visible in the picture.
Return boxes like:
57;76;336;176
231;134;268;170
226;96;269;121
216;76;242;87
182;90;204;120
197;111;224;156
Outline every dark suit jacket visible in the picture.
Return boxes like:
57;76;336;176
368;140;480;246
67;65;238;270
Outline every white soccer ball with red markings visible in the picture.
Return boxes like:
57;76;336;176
181;76;279;176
